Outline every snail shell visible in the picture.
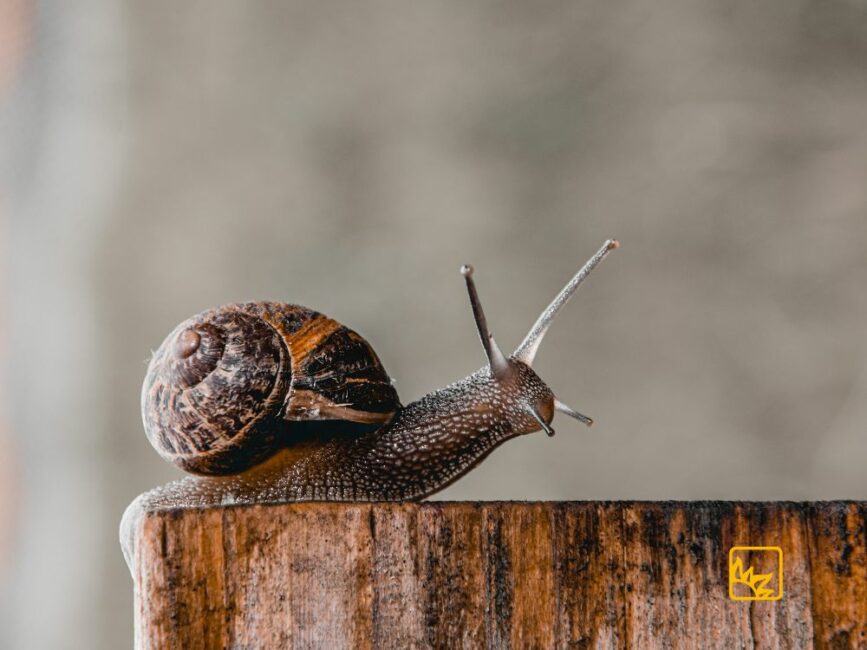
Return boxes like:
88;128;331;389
142;302;400;475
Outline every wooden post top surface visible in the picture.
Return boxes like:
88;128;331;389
126;500;865;649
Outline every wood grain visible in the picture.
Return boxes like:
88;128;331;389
128;501;865;649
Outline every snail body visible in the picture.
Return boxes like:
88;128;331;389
137;240;619;506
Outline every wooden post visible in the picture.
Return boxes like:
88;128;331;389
126;501;865;649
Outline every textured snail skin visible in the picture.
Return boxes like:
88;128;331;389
133;360;553;509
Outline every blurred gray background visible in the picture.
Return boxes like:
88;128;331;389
1;1;866;647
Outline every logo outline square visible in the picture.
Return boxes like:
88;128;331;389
728;546;783;601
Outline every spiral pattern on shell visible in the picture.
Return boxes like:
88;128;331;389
142;307;292;475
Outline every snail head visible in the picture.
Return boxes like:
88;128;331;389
460;239;618;437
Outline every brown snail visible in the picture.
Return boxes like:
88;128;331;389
136;240;618;507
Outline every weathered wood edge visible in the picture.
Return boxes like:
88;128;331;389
121;499;859;563
126;499;865;649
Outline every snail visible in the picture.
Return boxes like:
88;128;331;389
130;240;618;513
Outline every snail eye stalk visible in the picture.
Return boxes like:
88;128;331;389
514;239;619;367
461;264;510;379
